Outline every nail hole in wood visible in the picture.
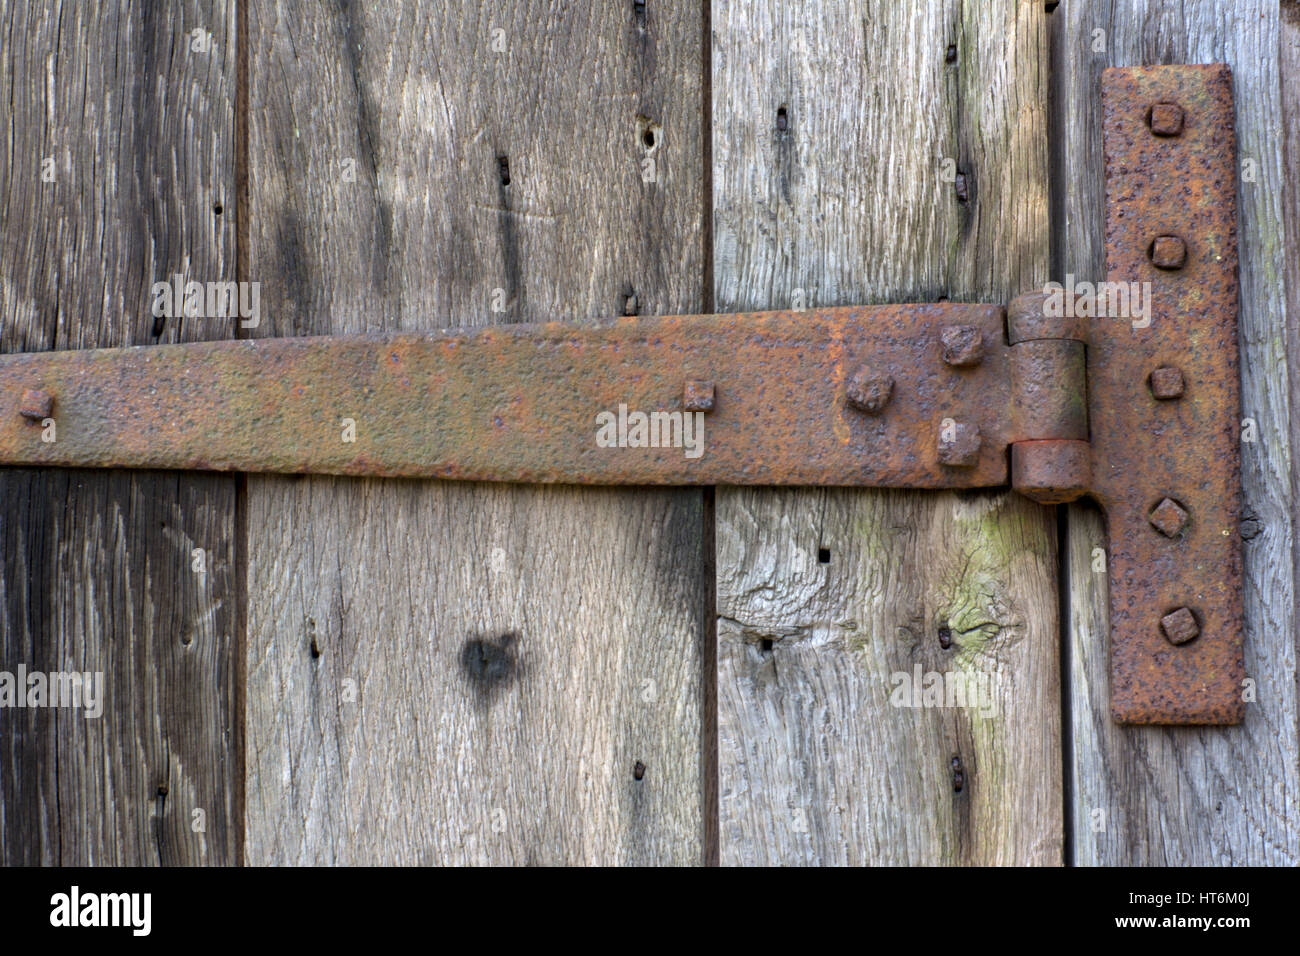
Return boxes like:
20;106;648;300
497;155;511;186
951;755;964;792
213;202;223;215
938;625;953;649
760;638;773;653
817;547;830;564
776;105;788;132
633;760;646;780
945;44;957;64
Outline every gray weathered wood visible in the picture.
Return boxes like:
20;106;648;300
713;0;1062;864
1283;0;1300;787
244;0;708;864
1055;0;1300;864
0;0;239;864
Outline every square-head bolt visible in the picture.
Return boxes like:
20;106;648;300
1149;366;1185;400
1151;236;1187;270
683;380;715;412
1149;103;1185;136
1160;607;1200;646
1148;497;1189;538
938;421;981;467
941;326;983;367
846;368;893;414
19;388;54;422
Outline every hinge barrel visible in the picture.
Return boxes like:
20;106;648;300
1008;292;1091;504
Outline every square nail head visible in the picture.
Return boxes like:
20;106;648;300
1150;103;1185;136
1148;497;1189;538
18;388;53;422
1149;366;1185;400
941;325;983;367
1160;607;1200;646
938;422;981;467
683;380;715;412
1151;236;1187;270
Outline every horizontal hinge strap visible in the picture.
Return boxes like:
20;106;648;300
1;305;1020;487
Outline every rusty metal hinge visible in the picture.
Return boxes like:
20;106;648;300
0;66;1242;725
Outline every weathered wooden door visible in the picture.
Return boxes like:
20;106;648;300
1;0;1295;866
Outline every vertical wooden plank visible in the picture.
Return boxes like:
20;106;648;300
713;0;1061;864
0;1;239;864
1057;0;1300;864
245;1;707;863
1283;0;1300;790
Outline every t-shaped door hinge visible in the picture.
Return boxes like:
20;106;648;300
0;66;1243;725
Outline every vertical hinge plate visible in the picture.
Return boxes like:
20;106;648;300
1095;65;1244;724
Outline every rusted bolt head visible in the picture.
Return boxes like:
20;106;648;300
1150;235;1187;270
941;325;983;367
938;422;981;467
18;388;54;422
846;368;894;415
1148;497;1189;538
1160;607;1200;646
1149;366;1185;400
1149;102;1185;137
683;380;715;412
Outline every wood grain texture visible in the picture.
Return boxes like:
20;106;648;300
713;0;1061;864
244;0;708;863
1055;0;1300;864
1283;0;1300;828
0;0;239;864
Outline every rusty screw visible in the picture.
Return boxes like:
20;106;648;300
941;325;983;367
683;380;715;412
846;368;894;415
18;388;54;422
1149;103;1185;137
1149;366;1185;400
1160;607;1200;646
1150;235;1187;270
1148;497;1189;538
938;421;981;467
